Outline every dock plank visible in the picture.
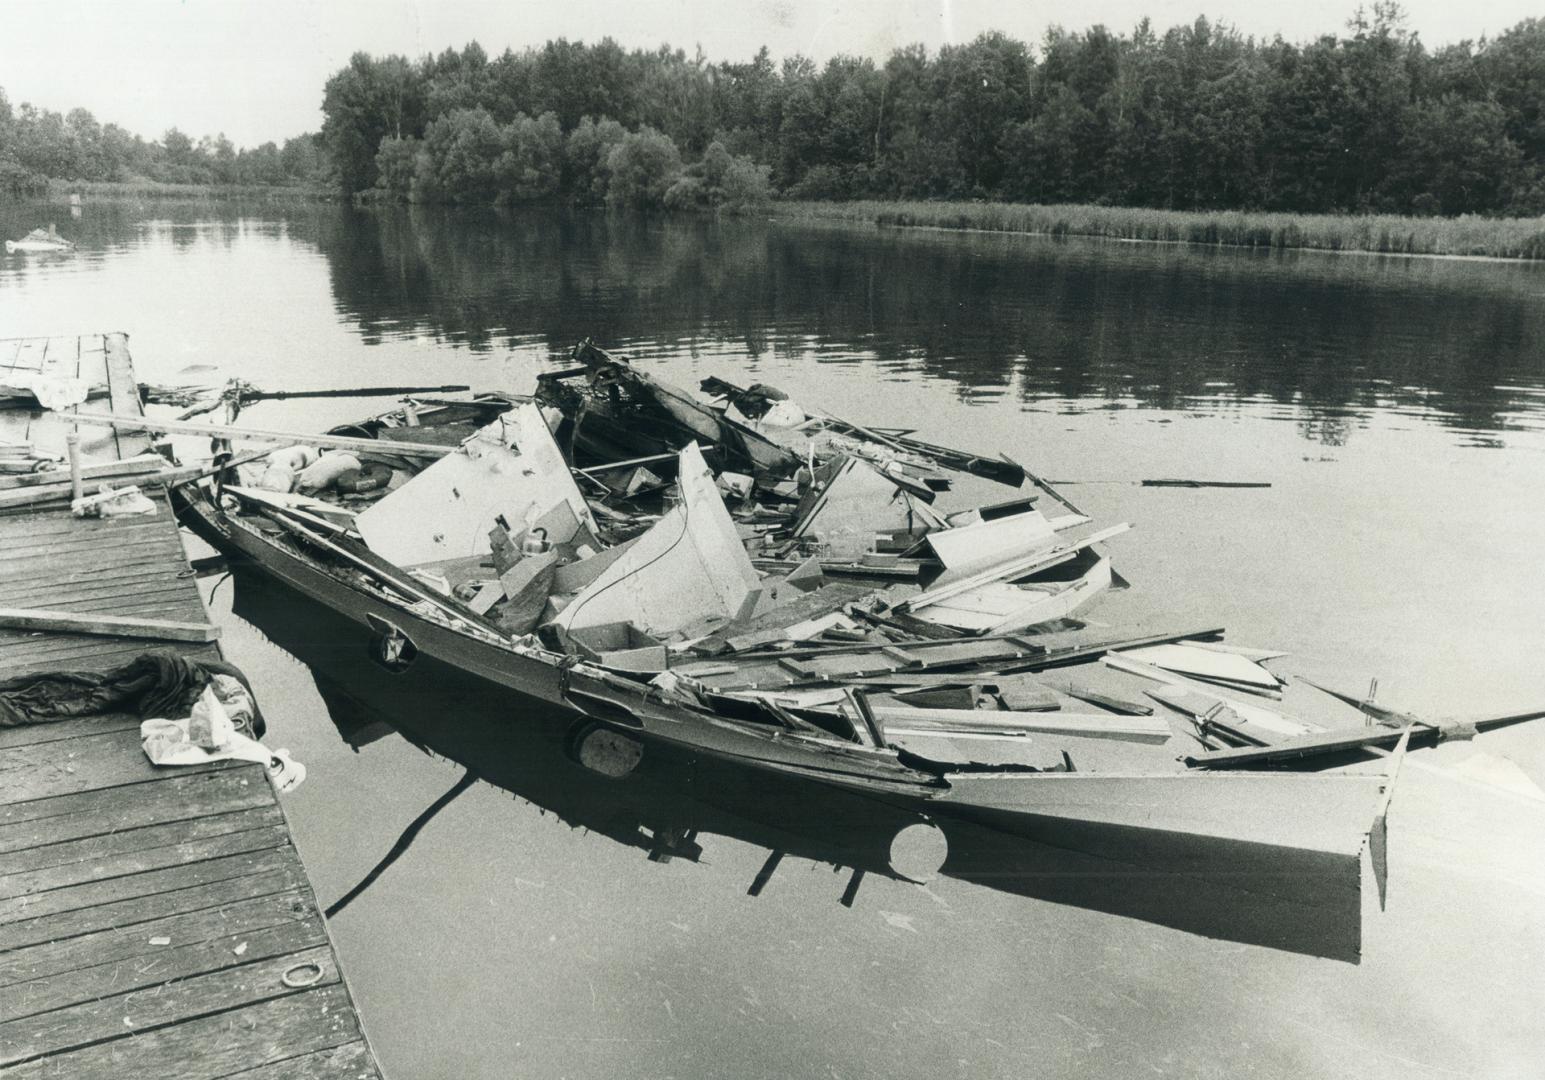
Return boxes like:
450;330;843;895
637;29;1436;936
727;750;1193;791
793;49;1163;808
2;918;327;1024
0;728;235;803
223;1040;379;1080
0;334;381;1079
0;802;283;882
3;859;304;949
0;846;296;930
0;982;362;1079
0;945;338;1068
0;769;270;850
0;887;318;987
0;820;290;904
0;713;144;752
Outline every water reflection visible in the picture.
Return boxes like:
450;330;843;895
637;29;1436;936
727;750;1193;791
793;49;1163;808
231;567;1363;962
4;197;1542;445
305;205;1545;444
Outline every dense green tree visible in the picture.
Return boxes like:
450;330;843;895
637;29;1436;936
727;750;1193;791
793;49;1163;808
494;112;564;201
605;126;682;208
418;107;505;202
665;140;772;210
374;135;421;198
11;5;1545;215
564;116;627;202
322;52;425;193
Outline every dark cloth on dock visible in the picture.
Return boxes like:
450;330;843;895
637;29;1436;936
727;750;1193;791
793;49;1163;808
0;649;264;736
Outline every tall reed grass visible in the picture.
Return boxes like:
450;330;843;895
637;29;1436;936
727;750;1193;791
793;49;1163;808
777;199;1545;260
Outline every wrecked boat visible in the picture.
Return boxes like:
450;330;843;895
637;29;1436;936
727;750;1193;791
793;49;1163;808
5;225;75;254
166;392;1412;904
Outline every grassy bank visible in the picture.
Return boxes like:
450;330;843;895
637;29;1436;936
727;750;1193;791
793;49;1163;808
777;199;1545;260
44;178;335;202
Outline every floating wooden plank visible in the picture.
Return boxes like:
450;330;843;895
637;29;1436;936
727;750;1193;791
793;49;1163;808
1183;723;1430;769
865;705;1173;744
1102;654;1313;736
887;730;1046;769
1145;687;1270;748
1119;642;1283;691
898;523;1130;613
0;606;219;642
1056;682;1154;715
64;410;453;458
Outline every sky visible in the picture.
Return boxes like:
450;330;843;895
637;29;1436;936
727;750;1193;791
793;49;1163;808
1;0;1538;148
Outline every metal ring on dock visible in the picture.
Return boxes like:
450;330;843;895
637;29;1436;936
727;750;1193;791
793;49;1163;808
281;961;325;988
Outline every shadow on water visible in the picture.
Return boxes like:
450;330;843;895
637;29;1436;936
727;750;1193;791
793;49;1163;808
304;204;1545;443
230;566;1364;962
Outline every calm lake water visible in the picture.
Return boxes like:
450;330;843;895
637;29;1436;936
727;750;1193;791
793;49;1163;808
3;199;1544;1079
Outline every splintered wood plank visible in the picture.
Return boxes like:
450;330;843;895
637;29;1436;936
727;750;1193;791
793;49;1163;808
103;333;151;460
0;607;219;644
0;728;236;803
0;640;223;681
0;821;289;901
0;769;270;847
2;917;326;1024
0;616;218;659
0;887;318;987
1;981;359;1079
0;584;203;616
1;944;339;1068
0;846;296;930
222;1040;380;1080
3;858;303;949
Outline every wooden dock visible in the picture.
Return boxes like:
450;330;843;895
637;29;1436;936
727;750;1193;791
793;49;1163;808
0;335;382;1077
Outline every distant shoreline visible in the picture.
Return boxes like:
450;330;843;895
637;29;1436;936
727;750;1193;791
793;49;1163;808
43;179;335;202
776;200;1545;261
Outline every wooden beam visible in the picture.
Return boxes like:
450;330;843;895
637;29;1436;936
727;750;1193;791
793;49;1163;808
63;412;453;458
0;458;231;509
0;454;167;491
103;332;151;459
0;606;220;643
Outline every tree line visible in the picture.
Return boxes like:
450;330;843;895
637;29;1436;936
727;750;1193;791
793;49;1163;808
0;88;326;196
322;5;1545;215
4;5;1544;216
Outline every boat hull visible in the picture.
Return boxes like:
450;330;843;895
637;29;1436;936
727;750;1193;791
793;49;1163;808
173;489;941;796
